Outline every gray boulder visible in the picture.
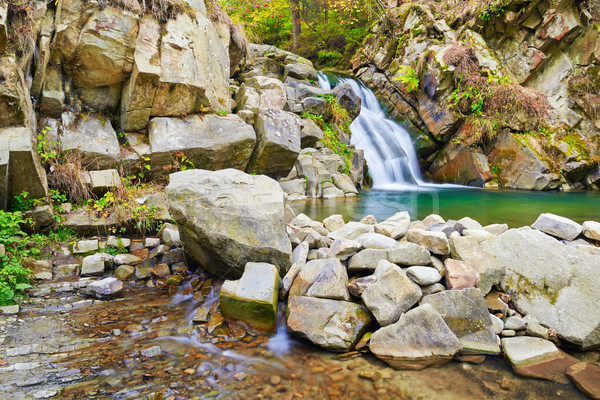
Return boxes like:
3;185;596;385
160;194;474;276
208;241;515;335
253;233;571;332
286;295;371;351
387;242;431;266
284;63;318;81
356;232;399;249
406;266;442;285
406;229;449;255
347;248;389;271
582;221;600;241
149;114;256;173
482;227;600;349
375;211;411;239
300;118;324;148
289;258;350;301
369;304;462;370
421;288;500;355
328;222;375;241
531;213;583;241
166;169;292;279
449;236;505;295
87;277;123;298
247;108;301;177
362;260;422;326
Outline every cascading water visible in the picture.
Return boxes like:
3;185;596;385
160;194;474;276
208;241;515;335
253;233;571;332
318;72;426;190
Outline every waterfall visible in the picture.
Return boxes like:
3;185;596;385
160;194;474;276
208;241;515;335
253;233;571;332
318;72;426;190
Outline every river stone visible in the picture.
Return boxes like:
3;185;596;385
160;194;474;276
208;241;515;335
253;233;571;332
422;214;445;228
289;258;350;301
406;266;442;285
362;260;422;326
323;214;345;232
55;264;79;278
421;288;500;355
328;239;362;260
578;244;600;255
114;265;135;281
463;229;494;242
406;229;449;255
114;254;142;266
87;277;123;298
280;263;302;299
375;211;411;239
327;222;375;241
567;363;600;400
387;242;431;266
444;259;480;290
504;316;527;331
531;213;583;240
286;295;371;351
22;259;52;281
457;217;483;230
220;262;279;332
490;314;504;335
449;236;504;295
81;253;114;276
502;337;579;383
246;108;301;177
582;221;600;241
292;241;309;266
73;239;99;254
161;225;181;247
166;169;292;279
149;114;256;173
347;248;389;271
356;232;399;250
482;227;600;349
347;275;378;297
483;224;509;236
369;304;462;370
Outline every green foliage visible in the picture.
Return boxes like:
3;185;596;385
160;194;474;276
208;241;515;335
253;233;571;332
0;210;32;305
479;1;507;21
37;126;60;165
394;66;420;93
221;0;292;46
11;191;44;212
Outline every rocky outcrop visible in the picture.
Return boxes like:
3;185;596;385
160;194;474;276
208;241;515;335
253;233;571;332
166;169;292;279
353;0;600;190
482;227;600;349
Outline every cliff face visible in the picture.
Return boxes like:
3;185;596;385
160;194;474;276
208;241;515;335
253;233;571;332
352;0;600;190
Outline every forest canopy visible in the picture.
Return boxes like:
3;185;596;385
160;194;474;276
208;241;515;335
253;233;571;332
218;0;388;68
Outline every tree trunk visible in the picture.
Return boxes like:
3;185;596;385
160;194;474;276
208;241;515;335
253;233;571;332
291;0;301;52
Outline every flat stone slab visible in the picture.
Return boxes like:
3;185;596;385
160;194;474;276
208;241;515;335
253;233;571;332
567;362;600;399
502;337;578;384
286;295;371;351
421;288;500;355
220;262;279;332
369;304;462;370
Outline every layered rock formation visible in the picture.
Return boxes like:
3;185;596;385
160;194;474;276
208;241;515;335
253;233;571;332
352;0;600;190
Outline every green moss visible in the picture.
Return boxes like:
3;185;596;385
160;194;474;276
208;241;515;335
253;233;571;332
563;134;592;162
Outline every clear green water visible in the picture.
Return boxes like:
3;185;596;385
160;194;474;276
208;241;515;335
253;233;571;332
291;188;600;227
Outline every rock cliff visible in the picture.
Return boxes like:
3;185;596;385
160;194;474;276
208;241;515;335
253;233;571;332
352;0;600;190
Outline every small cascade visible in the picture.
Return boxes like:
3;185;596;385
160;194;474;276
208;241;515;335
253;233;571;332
317;71;426;190
267;302;293;357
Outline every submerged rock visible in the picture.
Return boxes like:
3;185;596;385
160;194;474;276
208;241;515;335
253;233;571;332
286;295;371;351
421;288;500;355
502;337;578;384
87;277;123;298
567;362;600;400
220;262;279;332
482;227;600;349
166;169;292;279
369;304;462;370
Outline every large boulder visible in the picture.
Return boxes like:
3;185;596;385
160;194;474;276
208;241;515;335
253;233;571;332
0;55;33;128
246;108;301;177
375;211;411;239
405;229;450;255
286;295;371;351
482;228;600;349
166;169;292;279
361;260;422;326
220;262;279;332
449;236;504;295
300;118;324;148
369;304;462;370
149;114;256;173
289;258;350;301
421;288;501;355
236;76;287;113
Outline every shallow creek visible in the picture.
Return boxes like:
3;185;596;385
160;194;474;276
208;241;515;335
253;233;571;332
0;276;595;399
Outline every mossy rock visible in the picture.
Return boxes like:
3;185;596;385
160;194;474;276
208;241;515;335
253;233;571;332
219;262;279;333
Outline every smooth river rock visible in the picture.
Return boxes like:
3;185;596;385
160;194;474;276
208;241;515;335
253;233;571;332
482;227;600;349
369;304;462;370
289;258;350;301
531;213;583;241
286;295;371;351
220;262;279;332
421;288;500;355
361;260;422;326
405;229;450;255
166;169;292;279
